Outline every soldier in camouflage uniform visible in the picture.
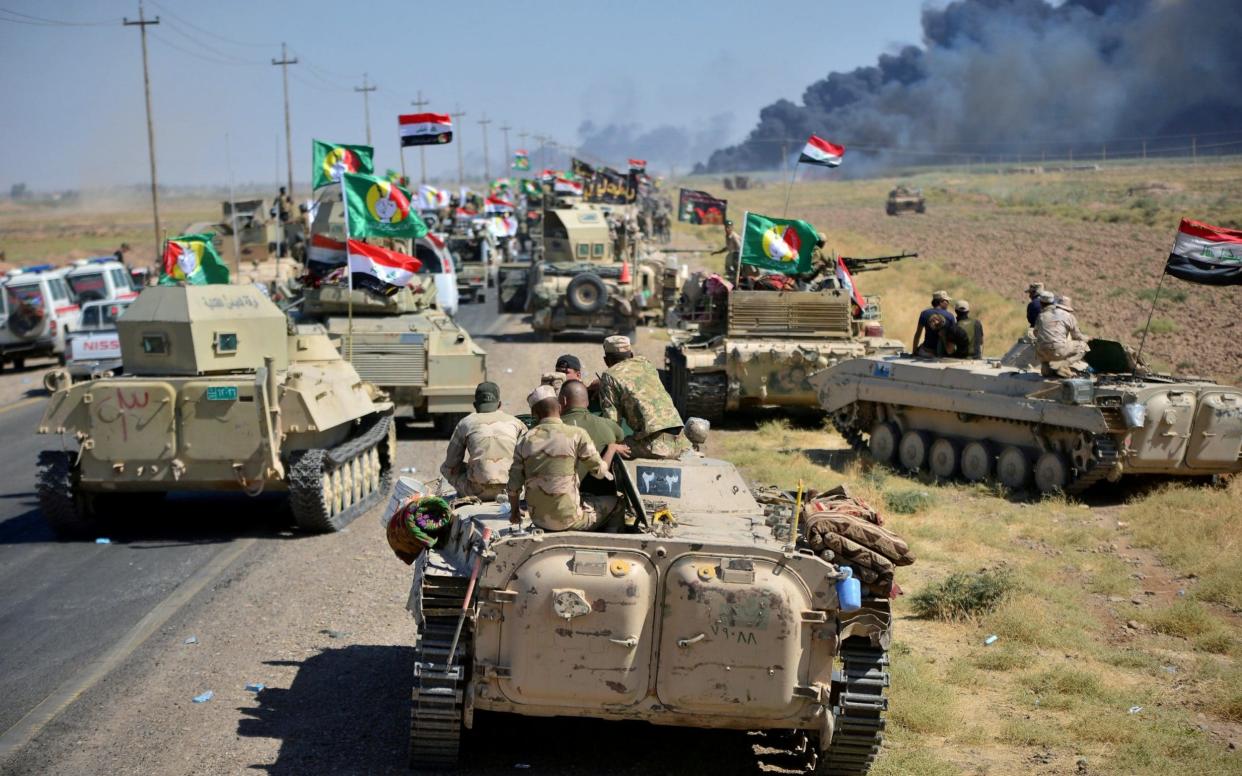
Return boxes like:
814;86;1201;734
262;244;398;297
440;382;527;501
507;385;616;531
599;335;691;459
560;380;630;531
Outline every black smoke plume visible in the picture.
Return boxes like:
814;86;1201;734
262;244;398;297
700;0;1242;172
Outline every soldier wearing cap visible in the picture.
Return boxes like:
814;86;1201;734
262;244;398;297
555;354;584;382
1026;282;1045;326
599;335;690;459
440;382;528;501
711;219;744;279
954;299;983;359
541;371;567;392
912;290;957;355
507;384;616;531
1034;293;1089;377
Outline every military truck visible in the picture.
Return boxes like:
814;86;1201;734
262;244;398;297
526;203;640;339
447;232;490;304
35;284;396;537
885;186;924;216
404;451;911;774
811;339;1242;495
664;254;914;421
300;282;485;435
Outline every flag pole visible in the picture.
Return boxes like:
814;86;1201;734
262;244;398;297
340;176;354;363
782;159;799;218
1134;264;1169;371
400;146;407;180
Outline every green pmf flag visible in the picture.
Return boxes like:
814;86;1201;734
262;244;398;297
160;233;230;285
341;172;428;240
312;139;375;189
521;179;542;197
739;212;818;275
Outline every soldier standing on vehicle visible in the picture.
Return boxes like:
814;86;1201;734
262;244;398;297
507;384;615;531
560;380;631;531
711;219;743;279
599;335;691;459
911;290;956;354
954;300;983;359
1034;293;1089;378
439;382;527;501
1025;282;1045;326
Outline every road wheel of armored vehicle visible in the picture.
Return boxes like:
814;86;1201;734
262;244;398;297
813;637;890;775
960;441;993;483
36;450;98;539
928;438;960;480
997;446;1032;491
288;413;393;533
1034;452;1070;495
868;423;900;465
565;273;608;314
897;431;930;472
434;412;467;438
408;567;472;771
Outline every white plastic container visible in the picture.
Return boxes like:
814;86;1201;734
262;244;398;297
382;475;425;528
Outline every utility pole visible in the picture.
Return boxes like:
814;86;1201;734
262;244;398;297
354;73;376;146
123;1;161;259
478;113;492;182
499;124;511;171
411;91;430;184
271;43;297;200
451;104;467;188
1192;135;1197;164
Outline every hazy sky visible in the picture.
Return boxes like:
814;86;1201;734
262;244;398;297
0;1;928;191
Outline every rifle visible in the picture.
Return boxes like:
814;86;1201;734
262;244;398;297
839;251;919;273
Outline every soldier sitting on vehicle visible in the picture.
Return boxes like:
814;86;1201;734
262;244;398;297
599;335;691;459
507;384;616;531
1025;282;1045;326
915;312;949;357
560;380;631;531
1034;293;1089;378
440;382;527;501
954;300;983;359
911;290;956;354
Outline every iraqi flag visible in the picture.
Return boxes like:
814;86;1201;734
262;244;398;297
798;135;845;168
347;239;422;295
1166;218;1242;286
484;195;514;214
554;177;583;195
835;255;866;311
628;158;647;171
308;233;347;276
398;113;452;146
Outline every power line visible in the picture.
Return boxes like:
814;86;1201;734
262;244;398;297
0;7;116;25
145;0;273;47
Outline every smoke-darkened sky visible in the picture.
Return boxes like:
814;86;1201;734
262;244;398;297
0;0;927;191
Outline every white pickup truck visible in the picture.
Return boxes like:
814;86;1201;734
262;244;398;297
63;299;130;381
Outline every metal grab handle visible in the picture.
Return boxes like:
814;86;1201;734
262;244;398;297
609;636;638;648
677;633;706;648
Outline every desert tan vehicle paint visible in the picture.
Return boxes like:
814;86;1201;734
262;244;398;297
300;283;486;434
527;203;641;338
406;455;899;774
35;284;396;537
811;340;1242;495
884;186;924;215
665;255;913;421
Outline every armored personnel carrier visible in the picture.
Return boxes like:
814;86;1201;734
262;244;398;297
35;284;396;537
403;452;912;774
811;340;1242;495
664;254;913;421
300;282;485;435
885;186;924;216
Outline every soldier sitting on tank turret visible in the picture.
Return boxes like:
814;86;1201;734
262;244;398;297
440;382;528;501
912;291;956;354
954;300;984;358
599;335;691;460
559;380;631;531
1034;293;1089;378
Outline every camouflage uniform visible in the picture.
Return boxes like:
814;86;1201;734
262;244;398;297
1034;297;1088;378
440;410;527;500
508;417;609;531
562;406;626;530
599;338;690;459
722;228;743;279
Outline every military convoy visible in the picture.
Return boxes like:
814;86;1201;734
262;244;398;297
299;282;485;435
664;254;912;421
885;186;925;216
406;452;908;774
34;284;396;537
811;339;1242;494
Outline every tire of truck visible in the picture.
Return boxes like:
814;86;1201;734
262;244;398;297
36;450;97;539
565;273;608;315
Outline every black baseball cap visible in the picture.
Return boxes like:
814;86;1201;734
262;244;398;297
554;354;582;373
474;381;501;412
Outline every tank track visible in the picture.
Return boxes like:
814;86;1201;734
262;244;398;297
1065;435;1119;497
831;410;867;452
683;372;727;422
409;562;472;771
816;639;890;775
288;412;394;532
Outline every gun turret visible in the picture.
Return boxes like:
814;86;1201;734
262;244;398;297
840;251;919;273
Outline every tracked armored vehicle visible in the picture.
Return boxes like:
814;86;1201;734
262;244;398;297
811;340;1242;495
885;186;924;216
404;454;910;774
665;254;912;421
35;284;396;538
300;282;485;435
